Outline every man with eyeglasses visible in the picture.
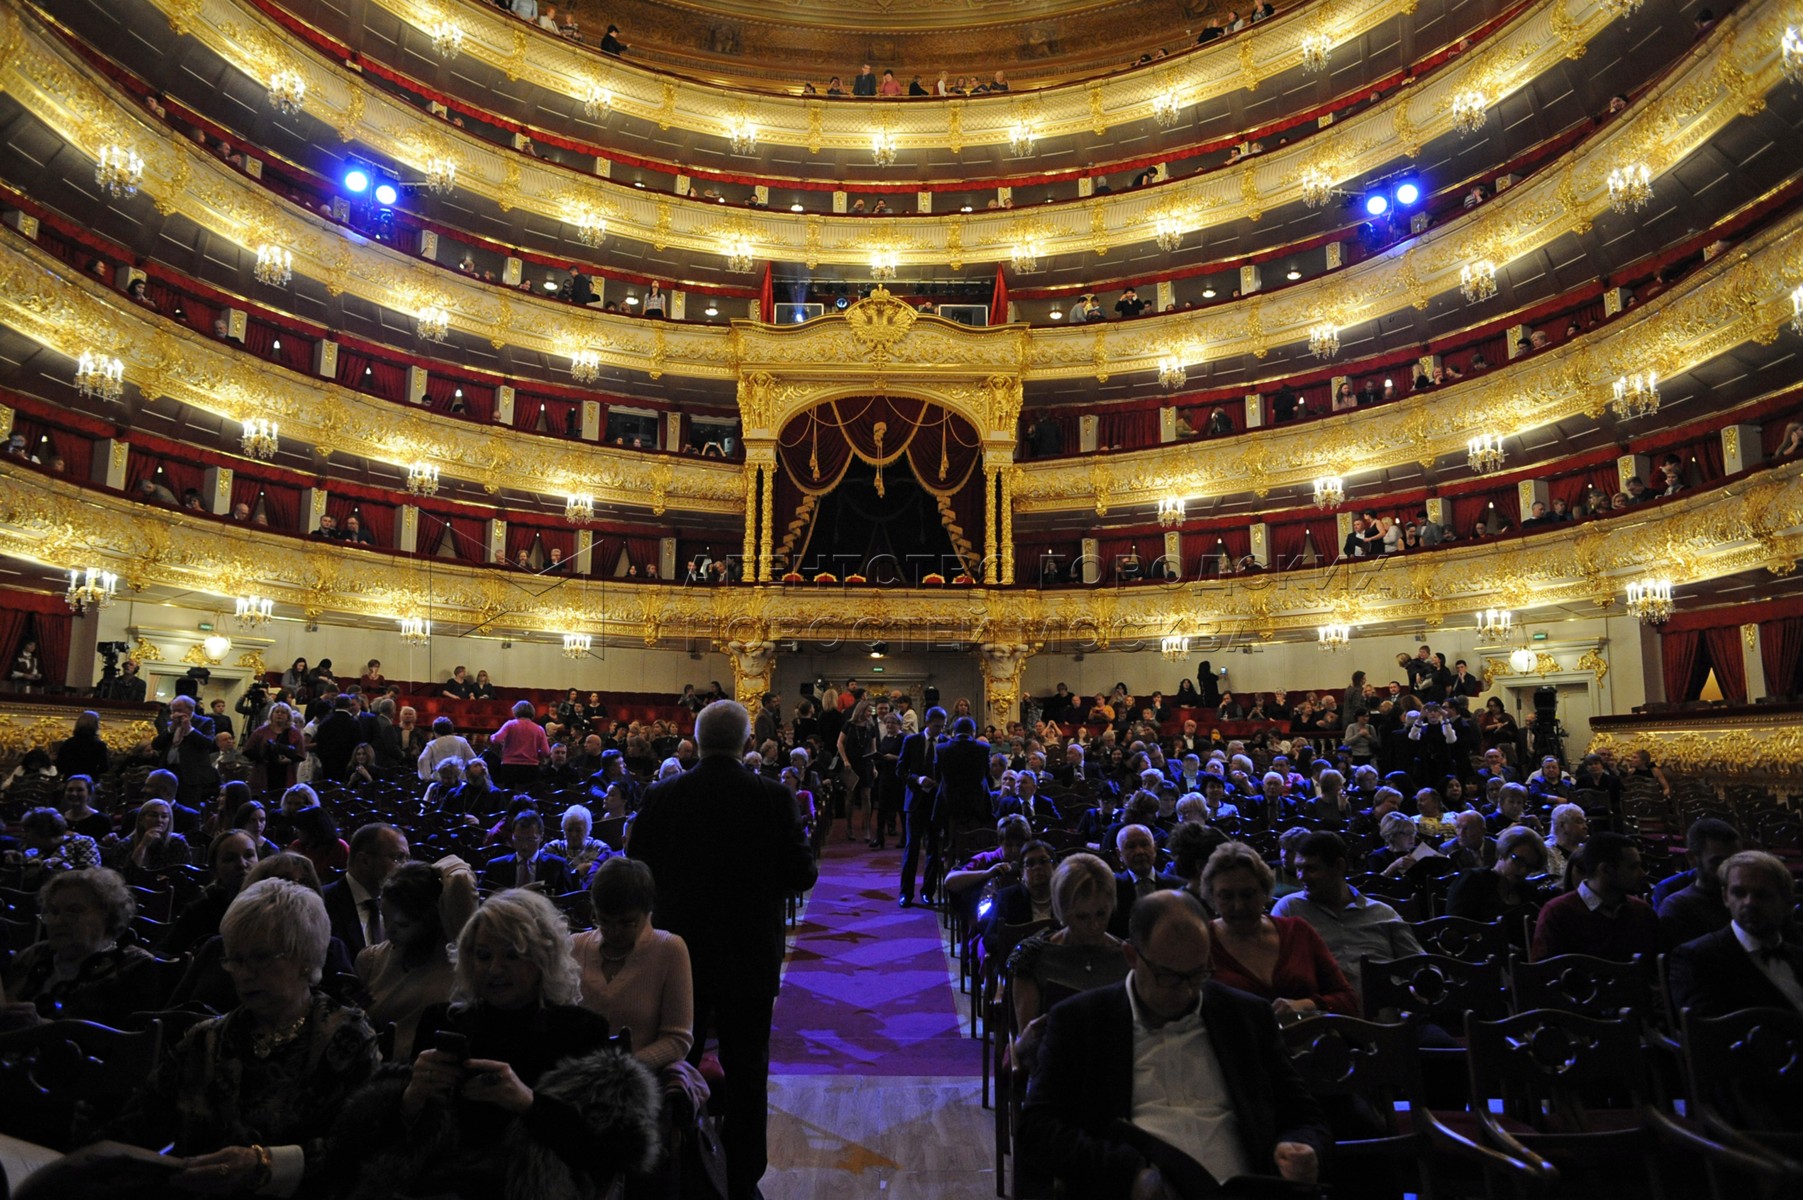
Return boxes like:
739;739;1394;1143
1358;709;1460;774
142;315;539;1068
321;823;410;956
1019;890;1329;1197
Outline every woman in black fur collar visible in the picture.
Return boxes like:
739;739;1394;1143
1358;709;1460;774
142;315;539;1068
328;888;661;1200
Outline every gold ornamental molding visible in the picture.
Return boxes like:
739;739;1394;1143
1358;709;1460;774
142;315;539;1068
115;0;1627;263
0;239;745;512
0;702;157;758
1590;716;1803;781
0;0;1782;379
1;457;1798;647
349;0;1429;142
1016;203;1803;510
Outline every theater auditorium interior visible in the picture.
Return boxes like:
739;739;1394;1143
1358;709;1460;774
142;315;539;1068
0;0;1801;1195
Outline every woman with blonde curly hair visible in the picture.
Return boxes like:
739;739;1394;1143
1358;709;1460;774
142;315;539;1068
329;887;663;1198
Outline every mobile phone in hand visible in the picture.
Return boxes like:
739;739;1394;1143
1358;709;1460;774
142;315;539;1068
435;1031;470;1062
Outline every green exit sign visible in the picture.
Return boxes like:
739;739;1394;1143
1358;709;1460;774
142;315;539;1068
1532;632;1548;641
198;622;214;632
871;665;885;673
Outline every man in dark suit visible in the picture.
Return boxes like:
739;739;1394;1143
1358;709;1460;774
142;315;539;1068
630;700;817;1200
313;695;361;783
1019;890;1330;1197
321;823;410;958
895;706;948;908
1110;823;1185;939
481;810;573;895
936;715;993;827
150;695;219;811
1669;850;1803;1018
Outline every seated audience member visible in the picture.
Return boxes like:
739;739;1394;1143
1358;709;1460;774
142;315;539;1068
1;868;153;1028
546;803;614;879
1202;843;1357;1020
1110;823;1185;938
158;829;261;956
1530;832;1655;961
1018;890;1330;1195
1008;853;1131;1047
1657;817;1741;948
1439;811;1497;870
1166;821;1232;898
288;805;350;876
1445;825;1547;947
60;773;113;839
442;665;475;700
943;814;1033;902
1526;755;1572;804
1669;850;1803;1017
480;810;573;893
985;839;1057;936
356;859;479;1061
32;880;382;1197
1483;779;1527;833
1543;802;1589;883
1273;832;1424;1006
1369;808;1433;877
114;797;193;872
321;823;412;958
6;807;101;887
572;857;697;1075
329;889;662;1198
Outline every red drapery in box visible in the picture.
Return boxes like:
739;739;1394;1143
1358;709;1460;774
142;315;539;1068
772;396;984;568
362;358;408;404
622;537;660;575
419;510;488;561
1761;616;1803;699
515;394;583;439
1267;518;1329;569
11;416;94;480
507;523;577;568
1702;626;1746;705
1450;488;1520;536
0;589;74;687
35;607;71;689
1550;462;1620;509
1193;528;1251;574
126;449;204;502
425;376;495;423
327;495;396;548
1661;629;1701;702
335;349;374;393
242;320;315;375
1097;409;1158;451
233;476;301;532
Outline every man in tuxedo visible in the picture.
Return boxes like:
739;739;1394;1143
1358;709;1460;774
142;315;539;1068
313;695;361;783
321;823;410;958
896;706;948;907
1111;824;1185;938
1669;850;1803;1017
936;715;993;827
481;810;573;894
151;695;219;812
631;700;817;1200
1019;890;1330;1198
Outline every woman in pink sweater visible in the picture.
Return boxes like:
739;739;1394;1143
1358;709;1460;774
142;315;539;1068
491;700;550;789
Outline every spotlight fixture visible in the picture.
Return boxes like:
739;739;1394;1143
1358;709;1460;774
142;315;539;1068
235;594;273;626
1625;577;1674;625
569;349;601;383
1451;89;1487;134
398;615;431;645
562;632;593;658
1607;163;1652;213
1157;496;1185;528
374;182;400;206
1317;623;1352;651
406;461;440;496
267;69;307;116
1467;434;1506;473
240;417;279;460
1475;608;1513;639
343;169;371;194
1307;324;1340;359
1364;193;1390;216
1460;259;1498;303
253;243;293;287
64;566;118;614
1394;181;1421;206
95;145;144;198
415;306;450;342
429;21;464;59
1611;372;1660;419
1299;34;1331;73
1160;635;1191;661
75;351;124;402
1312;476;1345;509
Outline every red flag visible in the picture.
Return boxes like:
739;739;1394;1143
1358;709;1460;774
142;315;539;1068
989;263;1009;325
759;262;774;323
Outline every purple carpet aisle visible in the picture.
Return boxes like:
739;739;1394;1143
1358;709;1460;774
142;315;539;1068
769;840;977;1077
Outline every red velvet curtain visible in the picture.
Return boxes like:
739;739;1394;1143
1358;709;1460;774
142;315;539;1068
516;395;583;439
1097;409;1157;451
327;496;396;548
126;450;204;502
11;417;94;480
363;359;409;403
1702;626;1747;705
1550;463;1619;508
421;512;487;561
334;349;373;392
1661;630;1701;702
425;376;495;422
242;320;314;374
1267;518;1324;569
0;590;73;688
1761;616;1803;699
506;523;577;567
0;605;28;686
257;480;302;532
1192;528;1251;574
623;537;660;575
1450;489;1518;536
34;609;71;688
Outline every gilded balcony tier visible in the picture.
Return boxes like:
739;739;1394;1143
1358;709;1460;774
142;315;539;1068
1;458;1798;646
2;0;1785;388
1590;708;1803;780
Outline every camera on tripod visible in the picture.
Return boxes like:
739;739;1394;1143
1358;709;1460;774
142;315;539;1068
1529;685;1565;763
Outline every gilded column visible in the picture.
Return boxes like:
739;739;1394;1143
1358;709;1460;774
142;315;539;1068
741;462;760;582
758;458;776;582
983;464;1000;583
978;643;1031;728
1000;466;1016;585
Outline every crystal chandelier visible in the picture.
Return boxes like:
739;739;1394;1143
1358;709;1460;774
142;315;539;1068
1008;121;1037;157
1509;645;1539;673
1009;242;1039;274
871;129;898;167
1299;34;1331;73
1450;89;1487;135
64;567;118;614
570;350;601;384
429;21;463;59
1625;577;1674;625
406;461;440;496
1786;26;1803;86
1789;283;1802;336
75;351;124;402
565;493;595;523
1157;356;1187;390
1600;0;1642;18
253;243;293;287
1611;372;1660;419
1460;260;1497;303
562;632;593;659
726;115;758;155
1151;92;1183;128
573;208;607;249
424;157;457;194
1299;168;1333;209
722;233;757;274
1607;163;1652;214
1312;476;1345;509
1153;218;1182;252
95;145;144;198
1317;623;1352;651
240;417;280;460
1467;434;1506;473
398;615;431;645
267;69;306;116
582;80;611;118
1308;324;1340;360
870;250;898;281
1157;497;1185;528
1475;608;1513;639
416;306;450;342
1160;635;1191;662
235;594;273;626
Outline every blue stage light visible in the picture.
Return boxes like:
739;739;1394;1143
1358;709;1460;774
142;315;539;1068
344;169;370;193
1364;193;1389;216
373;183;399;206
1394;181;1422;207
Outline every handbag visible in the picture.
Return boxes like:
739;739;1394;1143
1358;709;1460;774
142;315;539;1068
672;1112;729;1200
